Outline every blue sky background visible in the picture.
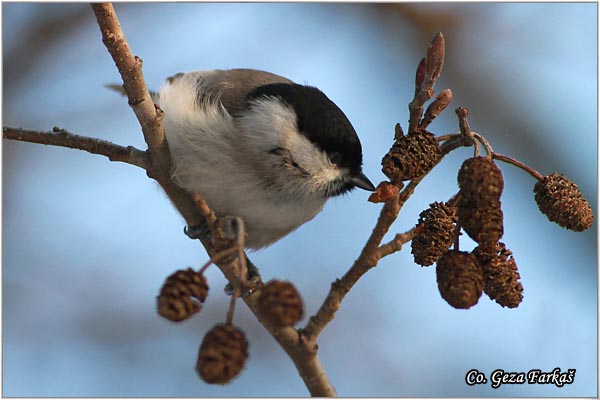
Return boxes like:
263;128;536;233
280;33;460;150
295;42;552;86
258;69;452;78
2;2;597;397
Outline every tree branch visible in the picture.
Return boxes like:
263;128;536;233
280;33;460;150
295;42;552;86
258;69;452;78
3;126;148;169
4;7;476;397
376;229;416;259
90;3;335;396
303;195;402;339
303;126;474;340
91;3;203;228
91;3;164;151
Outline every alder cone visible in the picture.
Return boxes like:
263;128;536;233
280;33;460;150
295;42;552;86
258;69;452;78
534;172;594;232
458;156;504;203
473;243;524;308
436;250;484;309
381;130;441;184
411;201;457;266
258;280;304;327
196;324;248;385
157;268;208;322
457;198;504;248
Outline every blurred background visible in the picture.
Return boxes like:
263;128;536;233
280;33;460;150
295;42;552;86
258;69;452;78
2;3;597;397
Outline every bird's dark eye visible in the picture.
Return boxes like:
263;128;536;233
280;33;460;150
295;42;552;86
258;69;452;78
269;147;285;156
329;151;343;165
268;147;309;176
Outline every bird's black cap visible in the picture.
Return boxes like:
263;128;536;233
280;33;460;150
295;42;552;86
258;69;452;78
247;83;365;176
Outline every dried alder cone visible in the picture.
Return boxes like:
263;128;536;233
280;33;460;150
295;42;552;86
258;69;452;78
196;324;249;384
411;201;457;266
157;268;209;322
258;280;304;327
381;130;441;185
436;250;484;309
458;156;504;203
473;243;524;308
457;157;505;248
457;198;504;248
534;172;594;232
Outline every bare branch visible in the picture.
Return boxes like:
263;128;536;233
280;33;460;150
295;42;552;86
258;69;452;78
89;5;335;395
303;195;402;339
3;126;148;169
91;3;164;151
376;229;416;259
304;125;476;340
91;3;203;228
455;106;471;137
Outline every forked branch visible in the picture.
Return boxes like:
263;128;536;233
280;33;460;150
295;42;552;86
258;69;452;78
89;3;335;396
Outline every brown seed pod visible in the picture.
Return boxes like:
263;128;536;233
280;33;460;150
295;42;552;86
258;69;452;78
258;280;304;327
411;201;457;266
457;198;504;247
436;250;484;309
157;268;209;322
534;172;594;232
458;156;504;203
381;130;441;184
196;324;248;385
473;243;524;308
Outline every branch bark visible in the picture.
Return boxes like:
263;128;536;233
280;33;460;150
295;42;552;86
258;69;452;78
3;126;148;169
303;132;474;340
91;3;203;228
3;7;474;397
90;3;335;396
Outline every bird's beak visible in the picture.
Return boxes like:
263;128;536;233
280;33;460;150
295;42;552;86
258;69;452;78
350;171;376;192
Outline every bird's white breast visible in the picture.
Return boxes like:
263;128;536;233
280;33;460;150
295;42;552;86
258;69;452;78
158;72;330;248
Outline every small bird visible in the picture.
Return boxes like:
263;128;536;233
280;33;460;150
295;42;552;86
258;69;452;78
156;69;375;249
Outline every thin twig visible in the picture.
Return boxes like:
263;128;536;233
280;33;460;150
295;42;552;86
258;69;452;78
192;192;220;240
91;3;164;150
304;124;474;341
492;152;544;180
455;107;471;137
199;246;241;275
452;221;461;251
303;195;402;339
3;126;148;169
91;3;203;228
435;133;459;142
226;289;238;326
419;88;452;130
234;217;248;290
376;229;416;259
471;132;494;155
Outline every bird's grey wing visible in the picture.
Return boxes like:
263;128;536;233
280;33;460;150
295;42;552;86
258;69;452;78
166;69;295;116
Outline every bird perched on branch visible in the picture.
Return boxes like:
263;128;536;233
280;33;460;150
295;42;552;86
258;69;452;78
142;69;375;248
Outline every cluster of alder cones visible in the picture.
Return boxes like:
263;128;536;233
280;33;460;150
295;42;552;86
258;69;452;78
381;128;594;310
374;31;593;310
152;31;594;388
156;270;304;384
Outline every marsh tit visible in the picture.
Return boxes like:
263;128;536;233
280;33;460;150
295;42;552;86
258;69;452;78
158;69;375;249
